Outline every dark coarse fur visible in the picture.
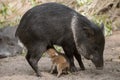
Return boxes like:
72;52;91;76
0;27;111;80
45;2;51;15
0;26;22;58
16;2;105;76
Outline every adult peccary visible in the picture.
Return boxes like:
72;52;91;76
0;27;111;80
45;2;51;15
0;26;23;58
15;3;105;76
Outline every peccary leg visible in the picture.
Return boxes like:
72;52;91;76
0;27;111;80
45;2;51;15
57;64;62;78
63;46;77;72
26;43;47;77
50;63;56;74
74;50;85;70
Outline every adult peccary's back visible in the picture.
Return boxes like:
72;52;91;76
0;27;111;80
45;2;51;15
16;3;105;76
16;3;74;44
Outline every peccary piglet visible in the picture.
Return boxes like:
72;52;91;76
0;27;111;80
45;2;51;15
47;48;70;77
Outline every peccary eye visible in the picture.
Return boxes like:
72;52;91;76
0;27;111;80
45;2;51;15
0;38;2;41
0;38;3;43
94;47;97;50
8;42;15;46
94;46;98;51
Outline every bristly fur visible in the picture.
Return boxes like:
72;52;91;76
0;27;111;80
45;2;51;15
47;48;70;77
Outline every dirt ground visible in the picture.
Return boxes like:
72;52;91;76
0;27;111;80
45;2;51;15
0;31;120;80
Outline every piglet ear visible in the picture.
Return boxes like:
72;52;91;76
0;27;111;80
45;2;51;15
100;23;105;34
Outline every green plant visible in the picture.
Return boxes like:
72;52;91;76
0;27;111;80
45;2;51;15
92;15;112;36
54;45;64;53
29;0;41;6
0;3;8;17
76;0;92;6
0;2;23;28
0;3;8;28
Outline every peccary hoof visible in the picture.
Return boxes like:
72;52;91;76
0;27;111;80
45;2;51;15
96;67;103;70
70;66;78;72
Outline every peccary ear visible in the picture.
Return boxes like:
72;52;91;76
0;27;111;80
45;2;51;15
83;27;94;37
100;23;105;34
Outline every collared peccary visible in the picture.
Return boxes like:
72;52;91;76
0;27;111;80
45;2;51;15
16;3;105;76
0;26;23;58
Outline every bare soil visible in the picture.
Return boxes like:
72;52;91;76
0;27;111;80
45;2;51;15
0;31;120;80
